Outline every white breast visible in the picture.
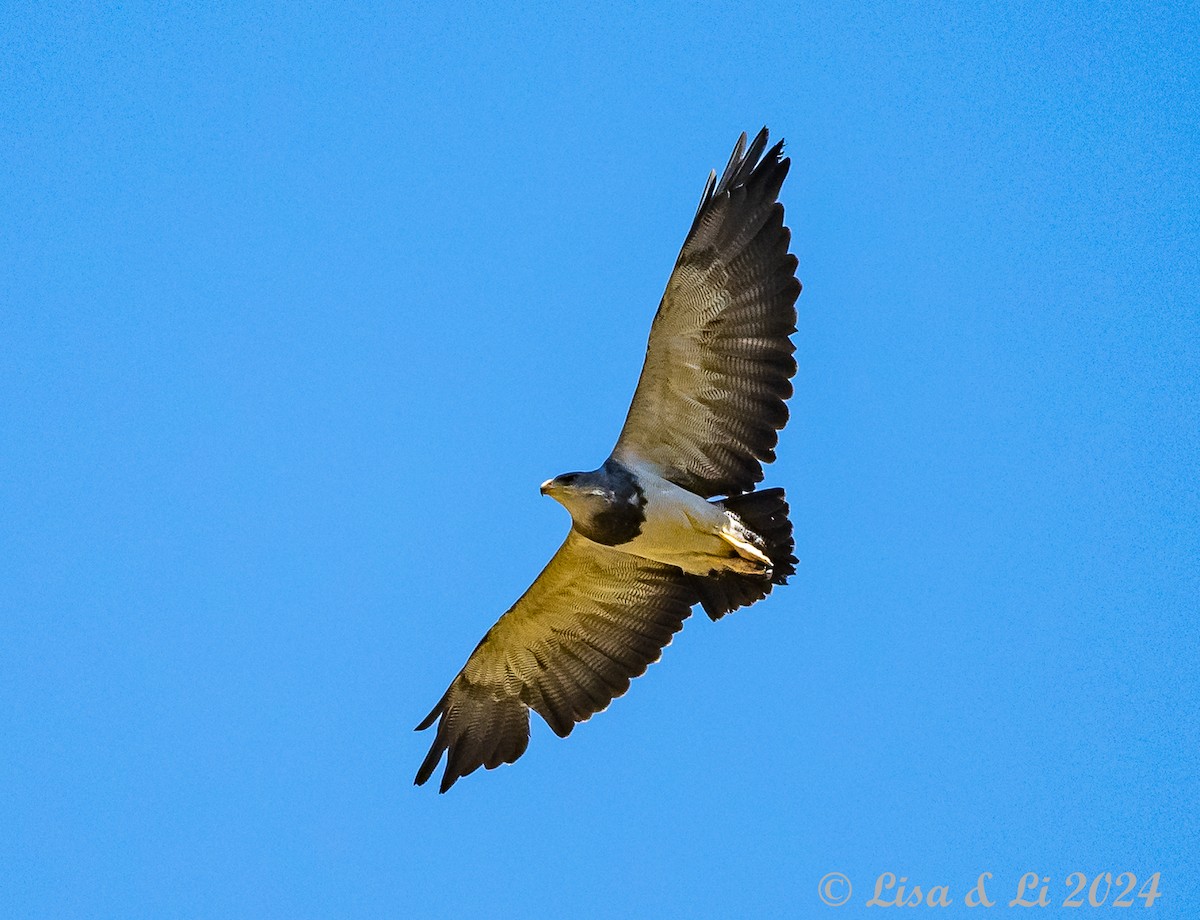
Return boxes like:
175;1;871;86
619;471;732;575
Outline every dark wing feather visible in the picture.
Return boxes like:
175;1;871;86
611;127;801;497
414;531;696;793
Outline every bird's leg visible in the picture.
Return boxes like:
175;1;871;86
722;555;774;577
717;513;773;571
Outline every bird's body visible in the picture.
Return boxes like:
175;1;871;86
415;128;802;792
619;467;746;574
547;461;770;577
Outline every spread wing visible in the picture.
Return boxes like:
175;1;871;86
414;531;696;793
611;128;801;497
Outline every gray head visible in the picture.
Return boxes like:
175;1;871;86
540;468;613;520
539;460;646;547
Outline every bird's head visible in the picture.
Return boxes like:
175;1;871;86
540;469;614;519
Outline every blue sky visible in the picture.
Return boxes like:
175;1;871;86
3;2;1197;917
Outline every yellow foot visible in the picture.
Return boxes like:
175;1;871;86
718;516;772;567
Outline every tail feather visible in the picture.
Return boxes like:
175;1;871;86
693;487;796;621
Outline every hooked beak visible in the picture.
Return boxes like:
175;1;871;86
540;478;557;496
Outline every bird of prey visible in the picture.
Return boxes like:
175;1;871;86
415;128;801;792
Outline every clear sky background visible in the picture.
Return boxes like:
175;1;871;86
3;3;1197;918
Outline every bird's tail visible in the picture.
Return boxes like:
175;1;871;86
693;488;797;621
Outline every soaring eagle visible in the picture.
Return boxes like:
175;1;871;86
416;128;801;792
